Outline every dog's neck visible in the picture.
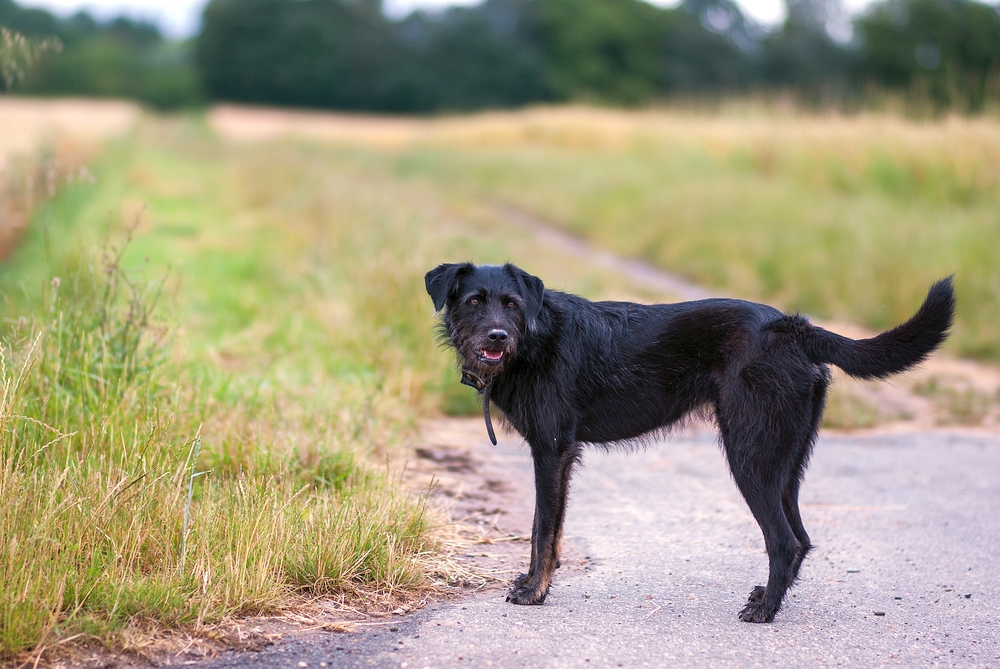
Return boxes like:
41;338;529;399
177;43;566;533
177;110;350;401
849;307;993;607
460;367;489;391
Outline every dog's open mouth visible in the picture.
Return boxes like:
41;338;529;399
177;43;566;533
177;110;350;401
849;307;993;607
480;349;504;363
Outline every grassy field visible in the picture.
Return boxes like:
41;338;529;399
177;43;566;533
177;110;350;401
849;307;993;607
413;110;1000;360
3;102;1000;660
0;99;138;260
0;110;654;661
214;105;1000;360
0;119;438;661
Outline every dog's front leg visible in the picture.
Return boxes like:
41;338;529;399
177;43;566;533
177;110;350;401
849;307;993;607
508;438;578;605
512;505;538;589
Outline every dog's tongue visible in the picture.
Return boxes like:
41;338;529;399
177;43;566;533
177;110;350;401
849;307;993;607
483;350;503;361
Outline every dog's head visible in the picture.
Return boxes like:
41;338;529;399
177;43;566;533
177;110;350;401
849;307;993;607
425;262;544;379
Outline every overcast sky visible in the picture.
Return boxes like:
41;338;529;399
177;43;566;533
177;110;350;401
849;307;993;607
17;0;881;39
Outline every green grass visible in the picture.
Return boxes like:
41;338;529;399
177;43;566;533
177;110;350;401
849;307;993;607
6;105;999;659
0;119;456;660
0;111;657;660
338;108;1000;359
0;238;431;658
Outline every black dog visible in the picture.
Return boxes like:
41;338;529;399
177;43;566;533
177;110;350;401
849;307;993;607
425;262;954;623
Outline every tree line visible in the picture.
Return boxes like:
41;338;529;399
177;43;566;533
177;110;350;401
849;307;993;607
2;0;999;112
0;0;200;107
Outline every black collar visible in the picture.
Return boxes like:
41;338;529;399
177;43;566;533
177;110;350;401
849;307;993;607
461;367;497;445
460;368;487;391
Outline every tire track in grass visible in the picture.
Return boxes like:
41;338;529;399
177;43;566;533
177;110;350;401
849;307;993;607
492;201;715;302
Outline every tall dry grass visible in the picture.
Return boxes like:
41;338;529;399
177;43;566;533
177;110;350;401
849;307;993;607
8;102;996;658
0;99;137;168
0;99;138;260
217;105;999;358
0;139;435;659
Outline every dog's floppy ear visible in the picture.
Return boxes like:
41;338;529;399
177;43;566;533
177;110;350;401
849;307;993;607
425;262;472;312
507;264;545;331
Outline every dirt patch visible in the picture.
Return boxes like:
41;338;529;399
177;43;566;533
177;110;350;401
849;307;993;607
18;592;436;668
404;419;536;594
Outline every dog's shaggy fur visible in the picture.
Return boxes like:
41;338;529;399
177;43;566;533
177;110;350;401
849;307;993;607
425;262;954;622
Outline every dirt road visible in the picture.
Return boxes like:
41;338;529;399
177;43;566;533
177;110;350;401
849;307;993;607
201;105;1000;666
202;421;1000;668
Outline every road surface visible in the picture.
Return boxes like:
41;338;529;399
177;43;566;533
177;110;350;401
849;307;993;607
202;426;1000;668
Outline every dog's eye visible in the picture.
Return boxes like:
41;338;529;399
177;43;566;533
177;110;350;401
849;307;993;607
506;300;516;309
468;297;480;306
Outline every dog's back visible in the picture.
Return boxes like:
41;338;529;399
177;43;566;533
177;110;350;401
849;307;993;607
494;293;784;443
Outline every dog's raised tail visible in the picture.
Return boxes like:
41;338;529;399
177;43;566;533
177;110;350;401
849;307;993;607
777;277;955;381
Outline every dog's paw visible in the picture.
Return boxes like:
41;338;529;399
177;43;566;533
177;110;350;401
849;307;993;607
506;582;548;605
738;600;775;623
747;585;766;603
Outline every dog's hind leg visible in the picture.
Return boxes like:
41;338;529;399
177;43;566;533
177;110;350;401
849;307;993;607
508;439;579;605
744;459;811;609
781;476;810;590
783;366;830;585
718;399;808;623
730;464;800;622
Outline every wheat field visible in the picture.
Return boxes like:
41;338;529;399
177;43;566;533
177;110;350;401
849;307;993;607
212;103;1000;359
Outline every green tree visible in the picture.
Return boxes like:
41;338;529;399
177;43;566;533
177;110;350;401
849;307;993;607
532;0;668;104
1;0;200;108
197;0;551;111
661;0;758;94
400;0;552;109
856;0;1000;110
198;0;421;111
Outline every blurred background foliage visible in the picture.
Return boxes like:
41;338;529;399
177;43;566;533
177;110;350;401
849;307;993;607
0;0;201;107
1;0;999;112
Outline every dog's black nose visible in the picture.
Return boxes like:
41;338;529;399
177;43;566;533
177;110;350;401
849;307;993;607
488;329;508;344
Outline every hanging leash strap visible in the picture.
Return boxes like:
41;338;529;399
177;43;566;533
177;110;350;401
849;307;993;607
461;368;497;445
